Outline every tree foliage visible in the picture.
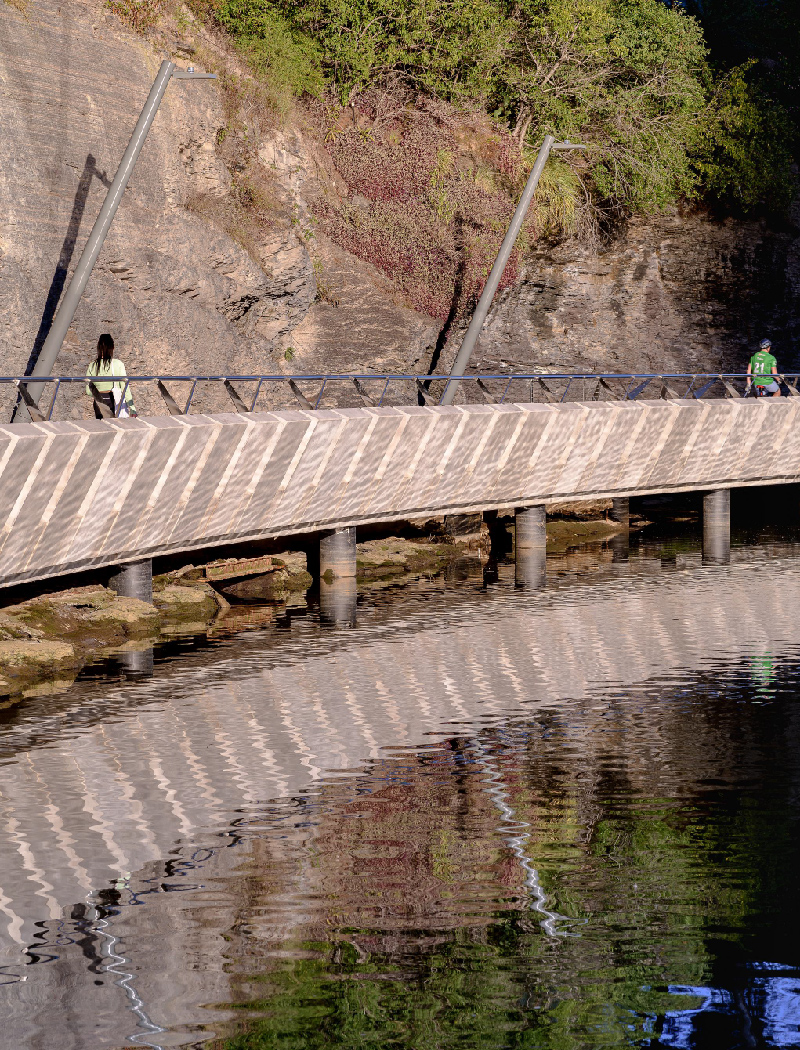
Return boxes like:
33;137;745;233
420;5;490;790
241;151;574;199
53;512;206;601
216;0;797;221
498;0;709;214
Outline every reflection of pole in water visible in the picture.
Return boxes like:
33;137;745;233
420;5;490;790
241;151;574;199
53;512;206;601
93;895;167;1050
516;546;546;589
319;577;357;627
610;530;629;563
472;740;569;938
117;648;154;678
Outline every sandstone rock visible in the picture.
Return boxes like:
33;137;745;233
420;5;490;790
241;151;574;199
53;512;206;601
154;584;217;609
0;639;75;668
160;620;212;637
355;537;454;577
43;586;114;608
0;613;44;640
273;551;307;574
20;675;79;698
86;596;159;625
283;233;439;382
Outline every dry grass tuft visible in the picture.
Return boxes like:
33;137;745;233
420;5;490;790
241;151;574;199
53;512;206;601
106;0;166;32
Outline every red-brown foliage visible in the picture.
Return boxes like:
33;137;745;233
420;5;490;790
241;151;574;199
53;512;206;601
307;89;534;322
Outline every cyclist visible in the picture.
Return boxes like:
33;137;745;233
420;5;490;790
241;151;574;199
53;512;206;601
746;338;780;397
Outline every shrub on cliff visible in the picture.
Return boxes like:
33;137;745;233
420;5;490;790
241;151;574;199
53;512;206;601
309;98;527;320
216;0;324;99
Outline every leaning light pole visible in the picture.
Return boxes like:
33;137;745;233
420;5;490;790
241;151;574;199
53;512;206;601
439;135;584;406
21;60;215;412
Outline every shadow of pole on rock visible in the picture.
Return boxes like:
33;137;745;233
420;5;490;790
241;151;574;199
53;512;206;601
12;155;111;421
420;213;466;405
29;154;112;371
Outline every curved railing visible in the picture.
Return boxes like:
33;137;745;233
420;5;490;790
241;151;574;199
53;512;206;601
4;371;799;423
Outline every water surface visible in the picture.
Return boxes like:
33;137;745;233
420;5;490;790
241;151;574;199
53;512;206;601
0;536;799;1049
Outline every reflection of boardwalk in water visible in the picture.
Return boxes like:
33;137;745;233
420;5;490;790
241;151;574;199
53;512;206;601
1;562;800;1045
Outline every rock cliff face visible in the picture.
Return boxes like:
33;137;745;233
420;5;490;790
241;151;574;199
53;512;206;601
1;0;301;402
1;0;798;417
473;209;800;377
0;0;436;417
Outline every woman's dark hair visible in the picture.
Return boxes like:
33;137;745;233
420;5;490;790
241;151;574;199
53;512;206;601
95;334;114;367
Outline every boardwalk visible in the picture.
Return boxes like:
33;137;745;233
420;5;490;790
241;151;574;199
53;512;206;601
1;397;798;588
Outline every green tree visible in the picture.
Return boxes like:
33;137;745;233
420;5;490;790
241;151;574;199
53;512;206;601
499;0;709;213
215;0;797;221
694;63;795;212
217;0;325;99
223;0;512;105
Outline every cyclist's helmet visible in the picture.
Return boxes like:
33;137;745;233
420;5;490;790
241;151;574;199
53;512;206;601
759;338;772;349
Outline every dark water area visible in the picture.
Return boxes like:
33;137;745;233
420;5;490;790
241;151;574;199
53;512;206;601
1;523;800;1049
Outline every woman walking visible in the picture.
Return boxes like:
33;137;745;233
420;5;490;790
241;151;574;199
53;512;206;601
85;334;137;418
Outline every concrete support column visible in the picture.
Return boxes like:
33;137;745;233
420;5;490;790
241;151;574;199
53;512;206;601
319;526;357;579
319;577;357;627
703;488;731;565
108;559;152;603
515;505;546;589
516;548;546;589
515;505;546;550
117;648;154;678
610;497;630;526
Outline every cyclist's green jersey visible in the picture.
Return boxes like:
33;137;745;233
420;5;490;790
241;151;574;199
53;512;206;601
749;350;777;385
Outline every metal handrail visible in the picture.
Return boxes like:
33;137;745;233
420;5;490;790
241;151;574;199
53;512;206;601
3;372;796;423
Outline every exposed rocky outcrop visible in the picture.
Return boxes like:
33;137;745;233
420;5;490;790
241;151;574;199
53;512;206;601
1;0;798;415
1;1;298;409
0;0;436;419
473;208;800;376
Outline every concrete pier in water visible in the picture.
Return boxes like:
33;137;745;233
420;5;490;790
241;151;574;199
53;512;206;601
319;526;357;580
611;497;630;526
108;559;152;603
515;505;546;588
319;576;358;626
703;488;731;565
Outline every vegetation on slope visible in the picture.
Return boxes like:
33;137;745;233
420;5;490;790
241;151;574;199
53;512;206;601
214;0;797;219
119;0;797;321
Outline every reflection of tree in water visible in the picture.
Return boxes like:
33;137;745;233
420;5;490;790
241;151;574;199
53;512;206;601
215;662;800;1050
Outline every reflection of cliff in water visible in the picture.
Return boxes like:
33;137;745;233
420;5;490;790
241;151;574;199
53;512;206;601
1;557;800;1046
